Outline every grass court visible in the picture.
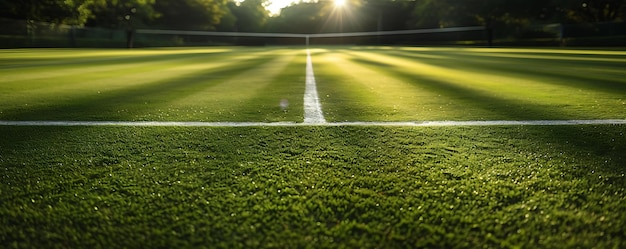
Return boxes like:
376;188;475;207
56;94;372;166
1;47;625;248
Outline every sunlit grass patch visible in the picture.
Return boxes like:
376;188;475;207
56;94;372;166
314;50;410;120
2;47;625;122
147;49;305;122
314;49;486;121
0;48;304;122
315;47;626;121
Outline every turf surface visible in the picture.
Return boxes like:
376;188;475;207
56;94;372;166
0;48;305;122
1;126;625;248
1;47;625;122
314;47;626;121
1;47;626;248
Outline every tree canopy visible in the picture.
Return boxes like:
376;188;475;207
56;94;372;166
1;0;625;32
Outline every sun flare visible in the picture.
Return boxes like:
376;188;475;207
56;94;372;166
334;0;346;7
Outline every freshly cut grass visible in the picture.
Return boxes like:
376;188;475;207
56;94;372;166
2;47;625;123
313;47;626;121
1;47;626;248
1;125;625;248
0;48;305;122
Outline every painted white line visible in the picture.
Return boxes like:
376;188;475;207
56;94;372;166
324;120;626;126
0;121;298;127
303;49;326;124
1;120;625;127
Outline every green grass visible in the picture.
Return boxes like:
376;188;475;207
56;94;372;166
313;47;626;121
1;125;625;248
0;47;305;122
1;47;625;122
1;47;626;248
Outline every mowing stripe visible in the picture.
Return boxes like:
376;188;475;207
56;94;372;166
303;49;326;124
1;120;625;127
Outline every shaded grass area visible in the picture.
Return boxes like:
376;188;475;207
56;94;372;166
314;47;626;121
1;126;625;248
0;48;304;122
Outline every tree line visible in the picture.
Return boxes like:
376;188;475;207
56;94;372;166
1;0;625;33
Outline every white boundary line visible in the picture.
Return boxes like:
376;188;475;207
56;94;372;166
1;120;625;127
303;49;326;124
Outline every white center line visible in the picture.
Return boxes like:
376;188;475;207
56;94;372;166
303;49;326;124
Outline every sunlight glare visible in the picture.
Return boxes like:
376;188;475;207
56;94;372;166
264;0;299;15
334;0;346;7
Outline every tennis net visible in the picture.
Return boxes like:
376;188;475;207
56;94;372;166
134;26;487;47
